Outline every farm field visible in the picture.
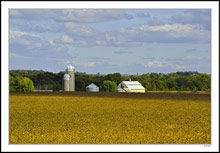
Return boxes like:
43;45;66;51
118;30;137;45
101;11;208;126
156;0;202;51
9;92;211;144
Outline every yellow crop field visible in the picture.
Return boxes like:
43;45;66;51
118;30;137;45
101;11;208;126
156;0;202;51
9;92;211;144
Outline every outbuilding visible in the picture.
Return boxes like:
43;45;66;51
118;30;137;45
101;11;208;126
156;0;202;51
86;83;99;92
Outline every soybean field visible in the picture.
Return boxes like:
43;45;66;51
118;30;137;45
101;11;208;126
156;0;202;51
9;92;211;144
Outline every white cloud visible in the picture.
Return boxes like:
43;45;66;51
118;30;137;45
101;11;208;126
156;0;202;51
64;22;98;37
167;63;185;69
78;62;95;68
95;40;107;45
60;35;73;44
105;33;126;42
48;40;56;47
145;60;185;69
162;55;209;70
10;9;210;48
10;30;42;47
145;61;164;68
9;30;67;54
138;24;207;41
115;23;209;44
10;18;62;33
170;10;211;30
57;9;133;23
10;9;133;24
55;23;209;47
9;9;60;21
139;24;202;32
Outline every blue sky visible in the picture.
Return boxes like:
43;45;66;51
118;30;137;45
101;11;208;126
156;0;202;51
9;9;211;74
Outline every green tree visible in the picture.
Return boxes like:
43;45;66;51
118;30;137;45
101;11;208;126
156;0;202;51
75;76;86;91
151;82;157;91
13;76;23;91
175;76;189;90
103;80;117;92
104;73;122;85
167;78;177;91
192;86;198;92
135;74;151;89
18;77;35;92
145;81;152;91
190;74;210;91
9;75;16;92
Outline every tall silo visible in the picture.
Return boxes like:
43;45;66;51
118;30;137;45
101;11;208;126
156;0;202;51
86;83;99;92
63;74;70;91
65;65;75;91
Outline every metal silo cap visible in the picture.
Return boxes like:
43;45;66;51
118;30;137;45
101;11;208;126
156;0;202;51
65;65;74;70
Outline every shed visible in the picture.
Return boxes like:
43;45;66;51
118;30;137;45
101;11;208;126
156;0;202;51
86;83;99;92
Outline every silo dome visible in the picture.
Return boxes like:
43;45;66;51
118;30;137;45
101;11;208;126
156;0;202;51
63;74;70;78
65;65;74;70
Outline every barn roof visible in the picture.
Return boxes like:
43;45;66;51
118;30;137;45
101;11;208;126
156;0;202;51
122;81;145;90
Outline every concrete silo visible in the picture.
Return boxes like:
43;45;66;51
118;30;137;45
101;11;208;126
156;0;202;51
86;83;99;92
63;74;70;91
65;65;75;91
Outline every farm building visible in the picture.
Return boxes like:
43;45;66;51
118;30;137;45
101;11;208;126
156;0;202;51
117;87;125;92
118;80;145;93
62;65;75;92
62;74;70;91
86;83;99;92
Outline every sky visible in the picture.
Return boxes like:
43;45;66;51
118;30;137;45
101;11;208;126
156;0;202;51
9;9;211;74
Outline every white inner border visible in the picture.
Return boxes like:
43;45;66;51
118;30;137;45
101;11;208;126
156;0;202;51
1;1;219;152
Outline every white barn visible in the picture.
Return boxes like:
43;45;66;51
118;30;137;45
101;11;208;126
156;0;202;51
118;80;145;93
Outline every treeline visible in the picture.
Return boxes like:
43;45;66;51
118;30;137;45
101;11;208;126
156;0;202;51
9;70;211;92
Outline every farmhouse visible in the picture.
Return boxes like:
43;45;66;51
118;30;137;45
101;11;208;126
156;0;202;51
118;80;145;93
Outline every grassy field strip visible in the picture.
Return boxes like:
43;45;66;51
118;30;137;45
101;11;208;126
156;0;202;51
10;93;211;144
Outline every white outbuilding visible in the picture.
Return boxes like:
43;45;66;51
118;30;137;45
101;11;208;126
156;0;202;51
118;80;145;93
86;83;99;92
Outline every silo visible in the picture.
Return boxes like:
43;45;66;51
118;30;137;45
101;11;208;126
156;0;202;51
63;74;70;91
65;65;75;91
86;83;99;92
